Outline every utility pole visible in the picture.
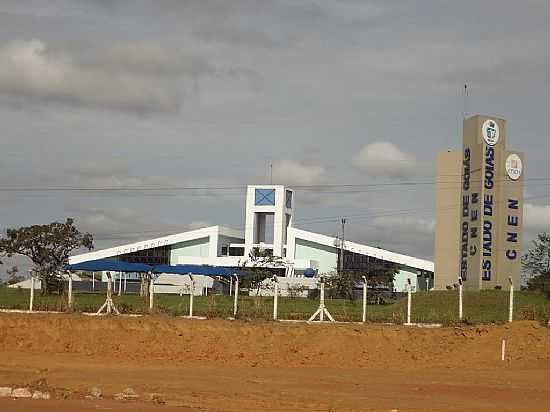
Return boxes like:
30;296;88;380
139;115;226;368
339;218;346;274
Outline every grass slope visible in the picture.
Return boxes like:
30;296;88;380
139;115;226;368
1;287;549;325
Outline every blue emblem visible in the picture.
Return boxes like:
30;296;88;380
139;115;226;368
486;121;497;140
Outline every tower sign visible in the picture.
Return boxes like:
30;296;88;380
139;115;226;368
434;115;524;290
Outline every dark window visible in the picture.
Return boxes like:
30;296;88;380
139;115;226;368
229;247;245;256
118;245;170;265
286;190;293;208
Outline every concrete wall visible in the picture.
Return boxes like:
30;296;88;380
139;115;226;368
294;238;337;274
170;237;210;263
252;277;318;297
393;269;419;292
154;274;213;295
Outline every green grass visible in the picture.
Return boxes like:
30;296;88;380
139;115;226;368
1;287;549;325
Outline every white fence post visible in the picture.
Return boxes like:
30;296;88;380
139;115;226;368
308;277;335;322
29;272;35;312
320;280;325;322
106;275;113;315
362;276;367;323
118;272;122;296
508;277;514;323
458;277;463;321
273;276;278;321
92;272;95;292
406;278;412;325
233;275;239;317
68;273;73;310
149;274;154;312
189;274;195;317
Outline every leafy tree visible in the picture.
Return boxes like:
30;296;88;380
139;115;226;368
327;270;360;300
5;265;25;286
522;232;550;279
368;262;399;291
0;219;93;294
239;247;285;296
527;273;550;297
522;233;550;297
327;261;399;301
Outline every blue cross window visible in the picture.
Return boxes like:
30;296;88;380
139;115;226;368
255;188;276;206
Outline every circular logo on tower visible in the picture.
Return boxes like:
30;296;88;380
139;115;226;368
482;119;500;146
506;153;522;180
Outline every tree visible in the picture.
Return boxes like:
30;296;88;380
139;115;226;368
522;233;550;297
527;273;550;297
239;247;285;296
522;232;550;279
327;270;360;300
5;265;24;286
327;261;399;301
0;219;93;294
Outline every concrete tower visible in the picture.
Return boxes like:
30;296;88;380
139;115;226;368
244;185;294;258
434;115;524;290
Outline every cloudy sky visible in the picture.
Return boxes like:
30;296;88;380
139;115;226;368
1;0;550;276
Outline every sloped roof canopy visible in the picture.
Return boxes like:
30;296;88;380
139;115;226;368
66;259;152;273
153;264;235;278
66;259;239;278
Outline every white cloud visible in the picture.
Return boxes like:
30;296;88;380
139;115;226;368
272;159;325;186
0;39;179;112
353;142;418;179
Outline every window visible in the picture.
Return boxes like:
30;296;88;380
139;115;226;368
119;245;170;265
285;190;292;208
255;188;276;206
229;247;245;256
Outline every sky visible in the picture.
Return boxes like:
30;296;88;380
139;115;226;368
1;0;550;277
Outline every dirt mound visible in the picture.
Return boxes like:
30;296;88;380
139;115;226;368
1;314;550;411
0;314;548;369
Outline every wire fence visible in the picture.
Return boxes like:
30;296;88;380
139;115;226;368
1;284;549;326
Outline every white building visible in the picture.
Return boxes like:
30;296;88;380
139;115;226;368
70;185;433;294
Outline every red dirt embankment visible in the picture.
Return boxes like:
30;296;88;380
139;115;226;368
1;314;550;411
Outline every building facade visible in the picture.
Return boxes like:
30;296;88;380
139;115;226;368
70;185;434;293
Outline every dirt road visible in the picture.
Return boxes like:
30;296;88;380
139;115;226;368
0;313;549;411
